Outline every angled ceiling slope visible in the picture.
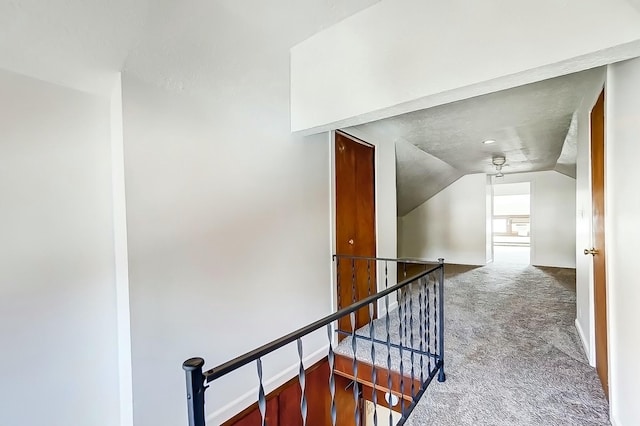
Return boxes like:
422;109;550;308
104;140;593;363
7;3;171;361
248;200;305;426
352;68;605;216
394;141;463;216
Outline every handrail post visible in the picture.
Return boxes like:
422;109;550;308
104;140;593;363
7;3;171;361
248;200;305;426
183;357;207;426
437;258;446;382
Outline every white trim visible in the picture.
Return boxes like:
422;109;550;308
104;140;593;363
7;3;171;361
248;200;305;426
610;413;620;426
206;345;329;425
575;318;592;365
329;132;337;313
110;73;134;426
603;72;617;424
335;129;374;147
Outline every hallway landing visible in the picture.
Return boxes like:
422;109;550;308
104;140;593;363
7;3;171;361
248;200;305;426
405;263;609;425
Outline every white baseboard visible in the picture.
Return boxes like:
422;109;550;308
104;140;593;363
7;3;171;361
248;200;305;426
574;318;592;364
610;414;620;426
379;300;398;317
207;345;329;424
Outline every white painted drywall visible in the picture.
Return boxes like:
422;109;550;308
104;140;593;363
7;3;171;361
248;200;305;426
493;172;576;268
605;58;640;426
0;70;119;425
290;0;640;133
399;171;576;267
399;174;488;265
122;71;332;425
493;182;531;197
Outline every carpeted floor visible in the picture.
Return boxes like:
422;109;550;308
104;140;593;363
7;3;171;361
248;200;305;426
337;263;610;425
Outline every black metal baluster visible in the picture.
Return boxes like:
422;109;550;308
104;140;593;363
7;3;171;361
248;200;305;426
369;302;377;426
409;281;415;399
433;274;438;376
351;312;360;426
384;261;388;289
398;290;405;416
426;281;431;374
438;259;446;382
257;358;266;426
327;325;337;426
418;278;424;384
297;339;307;425
385;290;393;425
367;259;372;296
337;257;341;310
351;259;357;305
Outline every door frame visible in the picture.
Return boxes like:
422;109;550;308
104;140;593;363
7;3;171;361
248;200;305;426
330;129;394;316
330;131;374;315
588;86;610;398
334;131;377;332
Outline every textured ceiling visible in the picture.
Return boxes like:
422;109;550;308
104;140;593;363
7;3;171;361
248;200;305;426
0;0;381;94
395;140;464;217
354;68;605;216
123;0;382;96
0;0;147;93
628;0;640;12
0;0;636;97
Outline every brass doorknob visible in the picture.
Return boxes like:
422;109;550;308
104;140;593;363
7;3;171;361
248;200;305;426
348;239;354;245
584;248;599;256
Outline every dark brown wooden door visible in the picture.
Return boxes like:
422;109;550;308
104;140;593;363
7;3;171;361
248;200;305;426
590;89;609;399
335;131;377;331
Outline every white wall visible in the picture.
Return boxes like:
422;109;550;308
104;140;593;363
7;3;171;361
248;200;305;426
0;70;120;425
399;171;576;268
290;0;640;133
122;70;332;425
605;58;640;426
399;174;488;265
494;171;576;268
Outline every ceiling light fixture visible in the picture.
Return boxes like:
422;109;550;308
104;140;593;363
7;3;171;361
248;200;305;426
492;155;507;178
482;139;496;144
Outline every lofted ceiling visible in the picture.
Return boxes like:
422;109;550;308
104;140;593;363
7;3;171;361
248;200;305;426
352;68;605;216
0;0;148;94
0;0;381;95
124;0;382;96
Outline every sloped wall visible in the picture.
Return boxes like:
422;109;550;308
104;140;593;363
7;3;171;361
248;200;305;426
399;173;488;265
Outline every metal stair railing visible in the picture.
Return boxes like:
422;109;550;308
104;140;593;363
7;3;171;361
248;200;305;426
182;256;446;426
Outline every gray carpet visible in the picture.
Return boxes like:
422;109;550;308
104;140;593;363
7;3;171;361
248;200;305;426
337;263;610;425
